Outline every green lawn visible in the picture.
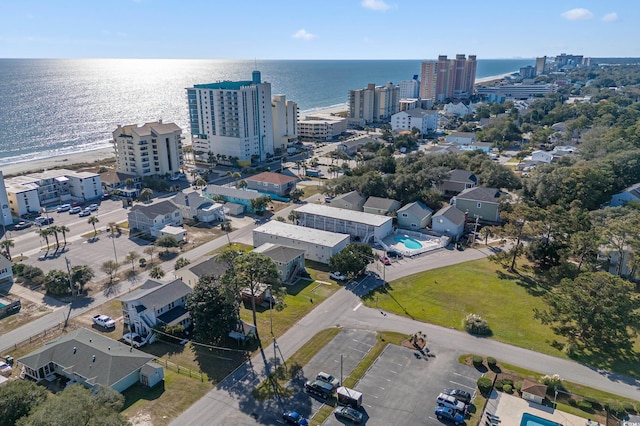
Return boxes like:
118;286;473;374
363;258;566;357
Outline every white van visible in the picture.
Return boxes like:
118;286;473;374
436;392;466;413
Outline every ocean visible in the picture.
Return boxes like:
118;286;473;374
0;58;534;167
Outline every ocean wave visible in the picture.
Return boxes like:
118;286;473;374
0;139;113;167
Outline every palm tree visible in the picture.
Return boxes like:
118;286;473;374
39;228;51;250
220;221;232;247
125;251;140;272
0;239;14;260
49;225;60;249
139;188;153;202
195;177;207;189
295;160;303;177
237;180;248;190
88;216;99;236
479;227;494;245
125;178;134;188
232;172;241;187
58;225;70;246
149;266;165;279
288;210;300;225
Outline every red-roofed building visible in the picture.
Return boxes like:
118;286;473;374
245;172;298;196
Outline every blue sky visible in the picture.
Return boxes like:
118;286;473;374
1;0;637;59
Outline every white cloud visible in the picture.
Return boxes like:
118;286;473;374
602;12;619;22
292;29;317;41
361;0;391;11
561;8;593;21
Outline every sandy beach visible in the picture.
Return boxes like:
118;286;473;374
0;147;115;177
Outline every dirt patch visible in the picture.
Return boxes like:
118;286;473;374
182;222;225;247
128;412;154;426
0;300;51;335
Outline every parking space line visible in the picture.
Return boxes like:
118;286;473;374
389;370;398;374
349;347;369;354
352;302;362;311
449;380;475;390
352;338;373;347
452;372;476;380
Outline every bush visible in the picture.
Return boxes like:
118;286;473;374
12;263;25;276
567;398;577;407
514;381;522;393
605;400;625;416
503;384;512;393
623;401;636;413
487;357;497;367
477;377;493;396
495;380;504;391
464;313;491;336
540;374;564;393
577;400;593;412
472;355;484;366
584;396;601;410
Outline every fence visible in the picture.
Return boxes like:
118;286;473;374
154;358;206;382
6;322;77;353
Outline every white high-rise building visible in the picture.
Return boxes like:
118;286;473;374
348;82;400;125
187;71;274;166
0;172;12;227
399;78;420;99
272;94;298;152
113;121;184;177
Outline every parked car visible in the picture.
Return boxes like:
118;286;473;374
0;361;12;377
14;221;32;230
34;216;54;226
334;406;363;423
101;193;111;199
69;207;82;214
444;388;472;404
386;249;403;259
316;371;340;389
78;209;91;217
434;406;464;425
304;379;335;399
329;271;347;281
282;411;308;425
92;314;116;328
56;204;71;213
122;333;144;348
379;255;391;265
436;392;467;413
88;203;99;211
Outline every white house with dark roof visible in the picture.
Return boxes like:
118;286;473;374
245;172;298;197
253;221;349;264
171;191;224;222
127;200;183;238
363;196;401;216
175;255;230;287
445;131;476;145
253;243;305;284
390;109;438;134
611;183;640;207
100;171;142;195
118;279;192;342
438;169;478;195
451;187;503;222
18;328;163;393
329;190;366;211
396;201;433;230
432;205;466;240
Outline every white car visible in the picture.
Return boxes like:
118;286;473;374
329;271;347;281
122;333;144;348
0;362;12;376
92;314;116;328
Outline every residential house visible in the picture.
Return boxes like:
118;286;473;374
438;170;478;195
18;328;164;393
363;196;401;216
396;201;433;230
431;205;466;240
127;200;183;238
203;185;266;213
118;279;192;342
459;141;494;153
390;109;438;134
451;187;503;223
245;172;298;197
611;183;640;207
330;190;366;211
175;255;230;287
521;380;547;405
0;255;13;291
336;137;375;156
443;102;474;117
171;192;224;222
445;131;476;146
530;150;554;164
100;171;142;196
253;243;305;284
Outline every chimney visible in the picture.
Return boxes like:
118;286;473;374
92;355;96;362
73;347;77;354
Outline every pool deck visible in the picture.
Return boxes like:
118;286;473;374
382;231;446;256
483;391;593;426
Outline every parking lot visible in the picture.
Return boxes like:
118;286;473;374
322;341;482;426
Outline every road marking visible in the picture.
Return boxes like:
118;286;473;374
449;380;475;390
349;347;369;354
353;302;362;311
389;370;398;374
452;372;475;380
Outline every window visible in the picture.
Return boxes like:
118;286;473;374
477;202;482;208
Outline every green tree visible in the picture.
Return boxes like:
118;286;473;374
39;228;51;249
329;243;373;277
71;265;94;294
87;215;99;236
237;179;248;190
288;210;300;224
150;265;165;279
19;384;127;426
58;225;70;245
139;187;153;202
494;203;540;272
48;225;60;249
0;379;48;426
534;272;640;352
155;235;179;253
0;239;14;261
249;195;272;213
175;257;190;270
232;171;241;186
186;275;239;344
289;188;305;202
43;269;71;295
195;177;207;189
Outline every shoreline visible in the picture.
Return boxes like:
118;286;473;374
0;71;514;178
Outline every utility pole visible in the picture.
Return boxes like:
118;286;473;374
340;353;343;386
63;257;75;328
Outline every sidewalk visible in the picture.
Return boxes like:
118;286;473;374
7;283;67;310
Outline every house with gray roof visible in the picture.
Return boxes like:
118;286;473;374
432;205;466;240
18;328;164;393
396;201;433;230
245;172;298;197
611;182;640;207
203;184;266;213
174;255;230;287
336;137;376;156
445;131;476;145
128;200;183;238
438;169;478;195
363;196;401;216
253;243;306;284
171;191;224;223
451;187;503;223
118;279;192;342
330;190;366;211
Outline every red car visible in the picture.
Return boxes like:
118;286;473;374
379;255;391;265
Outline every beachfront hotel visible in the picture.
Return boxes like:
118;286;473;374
348;82;400;126
112;120;184;178
186;71;275;166
420;54;477;102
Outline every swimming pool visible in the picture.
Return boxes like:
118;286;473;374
520;413;562;426
394;235;423;250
